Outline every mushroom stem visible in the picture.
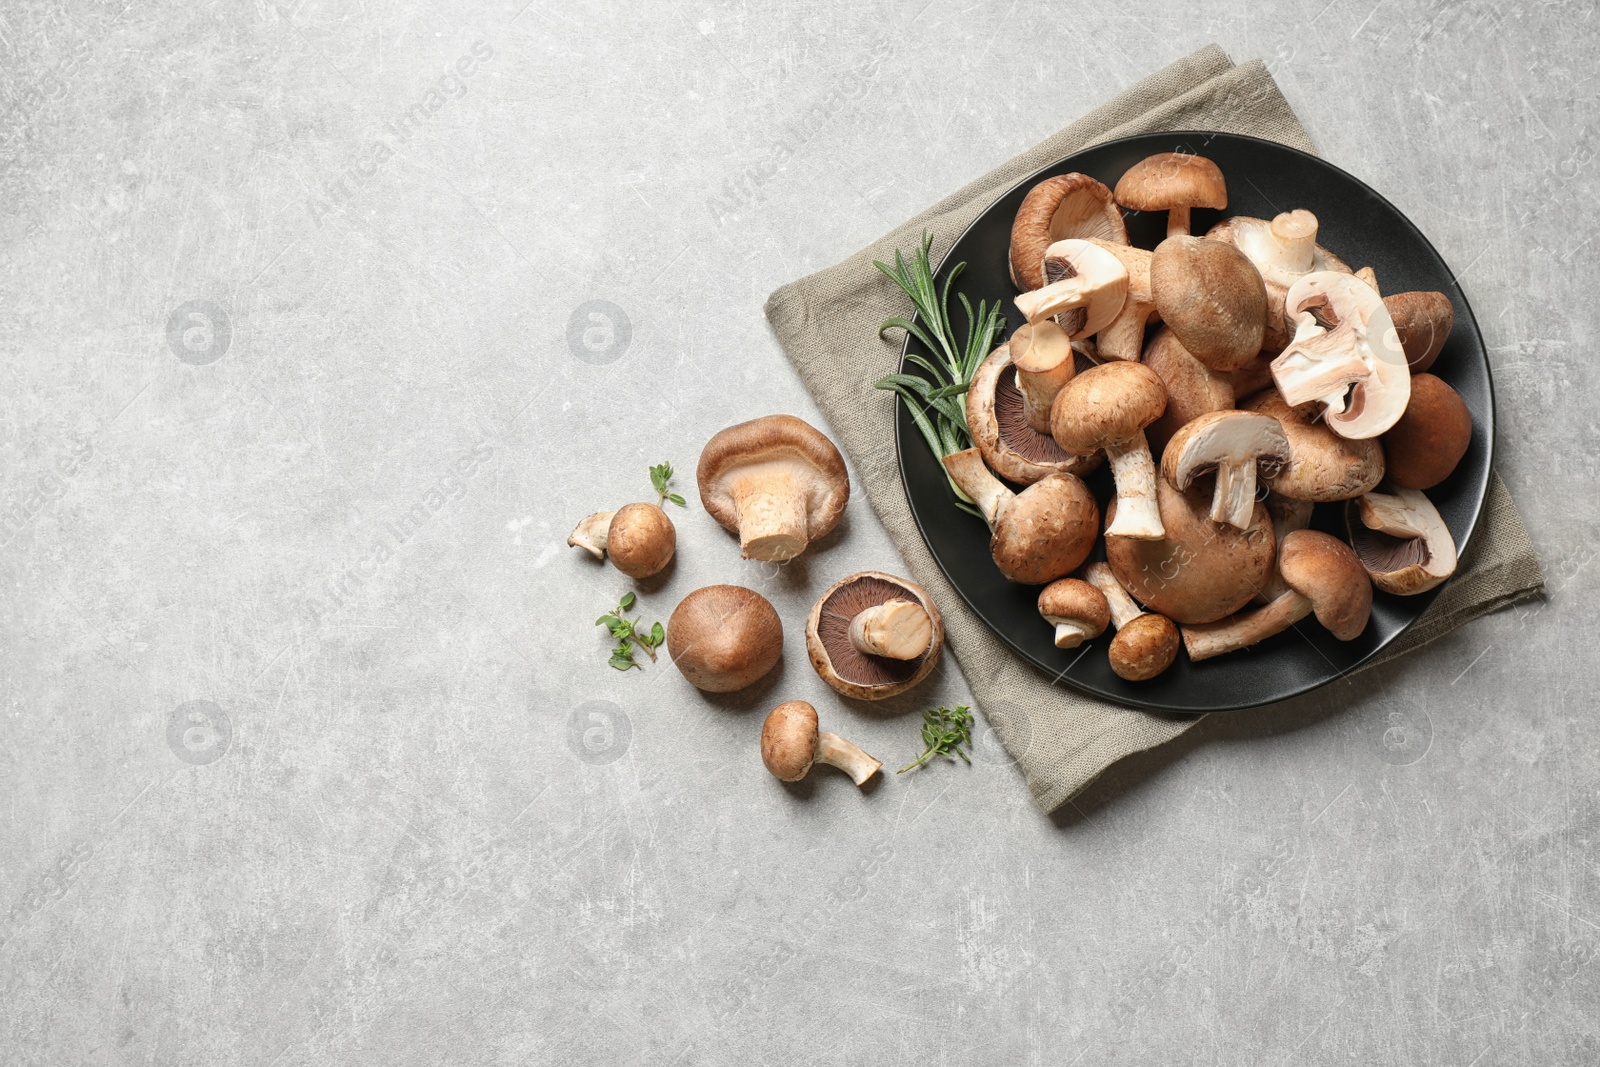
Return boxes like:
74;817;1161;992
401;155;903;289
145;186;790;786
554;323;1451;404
1257;495;1313;602
1210;459;1259;530
941;449;1012;528
815;731;882;785
1272;315;1372;409
1166;205;1192;240
1011;322;1075;434
1014;273;1102;326
732;481;810;561
567;511;614;560
1083;563;1144;629
848;599;933;661
1182;589;1311;661
1268;209;1318;272
1048;619;1098;649
1103;432;1164;540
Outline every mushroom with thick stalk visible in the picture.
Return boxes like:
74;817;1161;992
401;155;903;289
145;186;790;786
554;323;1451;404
1013;240;1128;344
1150;235;1268;372
966;342;1099;485
1037;578;1110;650
1346;486;1458;595
697;414;849;561
1254;493;1314;603
666;585;783;693
1381;373;1472;490
566;503;676;578
1114;153;1227;239
1161;410;1291;530
1050;361;1167;539
1240;390;1385;502
1384;291;1454;372
1207;210;1353;352
941;448;1099;585
1271;271;1411;439
1085;239;1159;361
1081;563;1180;680
1008;173;1128;291
760;700;881;786
1182;530;1372;661
805;571;944;700
1142;327;1234;455
1104;478;1276;625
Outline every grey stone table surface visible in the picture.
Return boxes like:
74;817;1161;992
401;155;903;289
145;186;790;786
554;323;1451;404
1;1;1595;1063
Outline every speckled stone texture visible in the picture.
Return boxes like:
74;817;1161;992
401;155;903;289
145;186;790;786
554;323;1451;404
1;3;1595;1064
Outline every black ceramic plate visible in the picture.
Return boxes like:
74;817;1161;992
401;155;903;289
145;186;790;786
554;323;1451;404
895;131;1494;712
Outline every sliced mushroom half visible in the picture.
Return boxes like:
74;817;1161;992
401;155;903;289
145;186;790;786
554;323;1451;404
1345;486;1458;595
1013;239;1129;339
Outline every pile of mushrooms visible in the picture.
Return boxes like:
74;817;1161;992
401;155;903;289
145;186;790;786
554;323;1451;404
986;151;1472;680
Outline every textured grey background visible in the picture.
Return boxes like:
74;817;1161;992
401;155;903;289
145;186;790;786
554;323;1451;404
1;2;1595;1064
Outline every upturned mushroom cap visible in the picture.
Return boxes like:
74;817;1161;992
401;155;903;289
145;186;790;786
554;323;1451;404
761;700;820;781
1037;578;1111;649
1104;478;1275;625
667;585;783;692
1160;410;1291;530
698;415;849;561
1150;235;1267;371
1050;361;1166;456
605;503;676;578
1277;530;1372;641
806;571;944;700
1114;153;1227;237
1381;374;1472;490
1272;271;1411;440
1110;614;1181;681
967;344;1099;485
1142;327;1234;455
1009;173;1128;291
1346;486;1458;595
1384;291;1454;372
1207;212;1352;351
1240;389;1385;502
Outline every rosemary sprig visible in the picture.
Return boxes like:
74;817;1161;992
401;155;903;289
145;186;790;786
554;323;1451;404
897;705;975;773
596;591;665;671
873;232;1006;517
649;462;686;508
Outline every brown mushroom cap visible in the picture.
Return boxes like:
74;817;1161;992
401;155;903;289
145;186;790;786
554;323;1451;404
967;344;1099;484
760;700;819;781
1228;353;1277;399
666;585;783;692
605;503;676;578
1381;374;1472;490
1050;361;1167;456
1109;614;1180;681
1384;291;1454;373
1277;530;1372;641
1142;327;1234;456
1206;214;1353;352
1345;486;1458;595
991;474;1100;585
1114;153;1227;215
1037;578;1111;648
697;415;849;561
1240;389;1385;502
1104;478;1276;624
1009;173;1128;291
1150;236;1267;371
806;572;944;701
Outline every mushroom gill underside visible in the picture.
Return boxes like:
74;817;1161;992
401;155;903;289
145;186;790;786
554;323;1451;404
1349;523;1430;574
995;373;1076;464
817;577;931;686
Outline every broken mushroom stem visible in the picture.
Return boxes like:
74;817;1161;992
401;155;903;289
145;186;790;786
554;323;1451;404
567;511;614;560
847;598;933;661
1009;322;1076;434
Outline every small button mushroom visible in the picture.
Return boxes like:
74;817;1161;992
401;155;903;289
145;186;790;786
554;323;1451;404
1207;210;1353;353
566;504;677;579
1150;235;1268;372
697;415;849;561
1160;410;1292;530
805;571;944;701
1254;493;1315;604
1081;563;1180;681
1271;271;1411;439
1384;291;1454;372
1013;240;1129;343
1050;361;1167;540
1345;486;1458;595
1104;478;1276;625
760;700;881;786
1240;389;1385;502
1182;530;1372;661
1142;326;1235;456
966;342;1100;486
666;585;783;692
1008;173;1128;291
1381;373;1473;490
1113;152;1227;239
941;448;1099;585
1037;578;1110;649
1085;240;1159;362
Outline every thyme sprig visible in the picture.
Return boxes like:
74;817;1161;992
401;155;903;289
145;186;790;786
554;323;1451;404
897;705;975;774
596;591;664;671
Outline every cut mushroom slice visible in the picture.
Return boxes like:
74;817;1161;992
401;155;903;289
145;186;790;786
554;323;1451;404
697;414;849;561
1382;373;1473;490
1142;327;1234;455
1182;530;1372;661
1255;493;1314;603
1086;240;1159;362
1050;361;1167;540
1013;240;1128;339
1346;486;1458;595
1009;173;1128;291
1081;563;1180;681
1150;235;1267;372
966;343;1099;485
1384;291;1454;373
1208;211;1352;351
761;701;881;786
805;571;944;700
1271;271;1411;439
1114;153;1227;239
1240;390;1385;502
942;449;1098;585
1160;410;1291;530
1037;578;1110;650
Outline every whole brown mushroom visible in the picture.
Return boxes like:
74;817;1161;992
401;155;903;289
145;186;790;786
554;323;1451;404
1051;361;1168;540
1082;563;1180;681
1037;578;1111;650
667;585;783;692
1384;291;1454;373
1114;153;1227;239
1142;326;1234;456
760;700;881;786
806;572;944;700
1150;235;1268;372
1240;390;1385;502
1381;373;1472;490
942;449;1099;585
566;503;677;579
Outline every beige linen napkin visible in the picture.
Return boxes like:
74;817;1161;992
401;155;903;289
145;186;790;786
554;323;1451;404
764;45;1545;814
